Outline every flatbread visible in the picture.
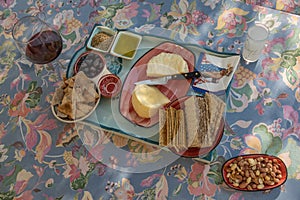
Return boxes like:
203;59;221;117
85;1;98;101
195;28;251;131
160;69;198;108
52;71;99;120
52;87;64;106
57;102;75;119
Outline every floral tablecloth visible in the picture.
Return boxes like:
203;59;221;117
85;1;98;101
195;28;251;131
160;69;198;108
1;0;300;199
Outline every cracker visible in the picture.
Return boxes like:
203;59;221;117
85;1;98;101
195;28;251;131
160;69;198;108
165;107;171;146
177;109;187;150
173;109;180;150
173;107;179;147
203;93;225;147
159;109;167;146
169;107;176;147
184;96;201;148
197;96;209;147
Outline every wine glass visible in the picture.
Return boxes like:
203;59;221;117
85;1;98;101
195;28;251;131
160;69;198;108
12;15;63;65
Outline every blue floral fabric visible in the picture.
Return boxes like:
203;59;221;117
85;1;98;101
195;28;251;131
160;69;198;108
0;0;300;199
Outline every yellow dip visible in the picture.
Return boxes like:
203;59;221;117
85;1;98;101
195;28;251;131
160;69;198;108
113;33;140;58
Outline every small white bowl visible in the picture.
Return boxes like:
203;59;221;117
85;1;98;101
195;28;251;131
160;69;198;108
110;31;142;60
86;26;116;54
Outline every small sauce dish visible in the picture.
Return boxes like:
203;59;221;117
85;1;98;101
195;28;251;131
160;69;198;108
98;74;122;98
110;31;142;60
86;25;116;54
74;51;110;84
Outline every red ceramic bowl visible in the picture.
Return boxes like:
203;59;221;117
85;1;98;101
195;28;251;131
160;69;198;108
222;154;287;191
98;74;122;98
74;51;106;81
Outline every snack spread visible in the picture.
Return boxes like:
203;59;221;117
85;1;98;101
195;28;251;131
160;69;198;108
146;52;189;77
52;72;100;120
131;84;170;118
159;93;225;151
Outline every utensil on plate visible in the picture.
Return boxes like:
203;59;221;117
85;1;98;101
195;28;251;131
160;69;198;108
134;71;201;85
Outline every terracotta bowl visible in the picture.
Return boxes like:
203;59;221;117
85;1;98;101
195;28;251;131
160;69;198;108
222;154;287;191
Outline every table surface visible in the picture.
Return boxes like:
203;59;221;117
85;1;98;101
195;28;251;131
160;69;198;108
1;0;300;199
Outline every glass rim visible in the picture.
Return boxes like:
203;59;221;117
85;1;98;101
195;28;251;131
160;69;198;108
12;15;46;44
247;23;270;42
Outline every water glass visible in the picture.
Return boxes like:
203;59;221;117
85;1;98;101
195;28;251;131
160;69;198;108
242;23;269;63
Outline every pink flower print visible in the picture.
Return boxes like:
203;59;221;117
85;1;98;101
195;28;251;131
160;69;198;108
14;169;33;195
63;164;81;182
223;11;237;27
114;178;135;200
112;2;139;29
215;8;248;37
0;0;16;8
140;174;162;187
282;105;300;139
8;91;30;117
188;163;217;197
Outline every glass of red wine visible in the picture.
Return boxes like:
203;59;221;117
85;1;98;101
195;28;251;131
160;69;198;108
12;15;63;65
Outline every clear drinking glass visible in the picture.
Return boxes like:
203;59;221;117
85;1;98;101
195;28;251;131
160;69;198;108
242;23;269;63
12;15;63;65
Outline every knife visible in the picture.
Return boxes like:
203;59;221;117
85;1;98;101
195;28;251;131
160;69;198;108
135;71;201;85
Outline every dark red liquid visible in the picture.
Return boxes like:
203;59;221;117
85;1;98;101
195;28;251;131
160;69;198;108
25;30;62;64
